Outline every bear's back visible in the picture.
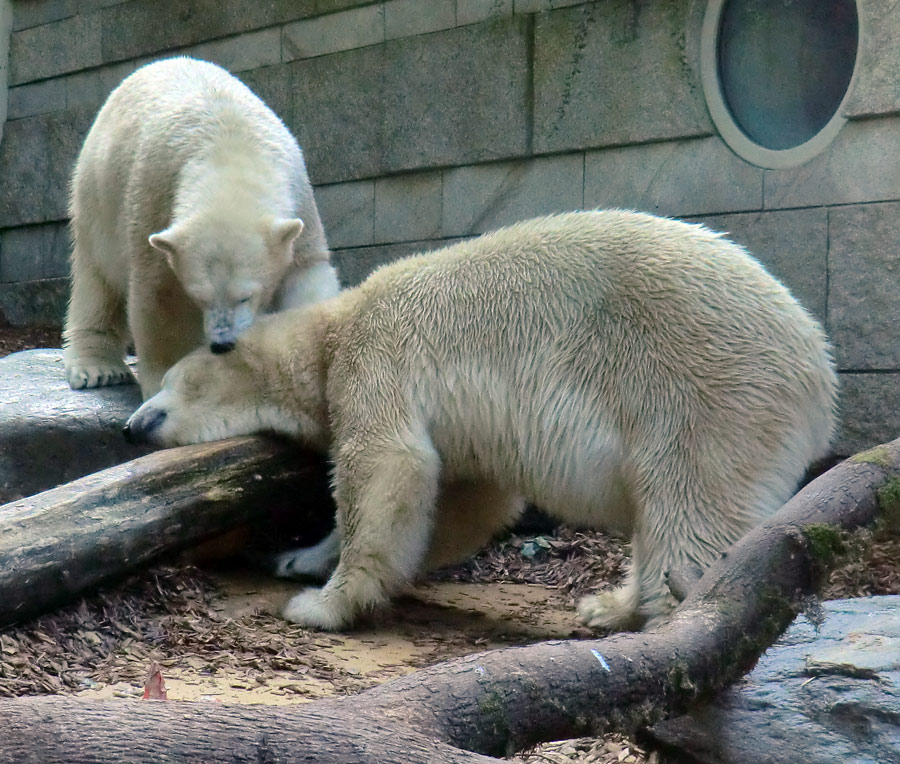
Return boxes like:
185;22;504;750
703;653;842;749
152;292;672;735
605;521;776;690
349;210;825;363
331;210;836;476
93;57;295;161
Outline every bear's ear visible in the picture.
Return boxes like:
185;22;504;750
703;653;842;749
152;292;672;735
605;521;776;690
270;218;305;252
148;229;179;268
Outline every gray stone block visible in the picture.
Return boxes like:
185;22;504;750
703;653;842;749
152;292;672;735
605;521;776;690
374;171;442;244
283;3;384;62
9;11;102;85
835;373;900;455
842;1;900;119
764;118;900;209
315;179;374;249
64;59;135;112
12;0;77;32
533;1;712;154
584;136;763;218
292;18;529;183
78;0;132;12
0;107;94;227
381;17;530;174
828;202;900;371
0;277;69;327
443;153;583;236
100;0;316;63
0;222;70;282
0;349;150;504
650;597;900;764
384;0;455;40
333;237;463;287
6;77;67;119
687;209;828;322
457;0;512;26
289;44;387;183
189;27;282;73
314;0;373;13
514;0;586;12
0;117;51;227
236;63;293;128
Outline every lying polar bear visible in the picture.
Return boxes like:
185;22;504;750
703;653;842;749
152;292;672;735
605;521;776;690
125;210;837;632
64;57;338;399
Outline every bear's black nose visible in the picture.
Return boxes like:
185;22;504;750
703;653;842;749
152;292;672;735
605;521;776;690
210;341;235;354
123;409;167;444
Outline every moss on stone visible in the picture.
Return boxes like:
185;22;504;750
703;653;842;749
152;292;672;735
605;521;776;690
803;523;846;569
875;477;900;529
849;445;893;469
477;690;508;734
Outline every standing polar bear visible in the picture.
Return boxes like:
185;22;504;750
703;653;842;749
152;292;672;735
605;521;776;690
64;57;339;399
125;210;837;632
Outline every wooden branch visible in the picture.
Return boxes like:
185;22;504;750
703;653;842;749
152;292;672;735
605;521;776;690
0;436;330;627
1;440;898;764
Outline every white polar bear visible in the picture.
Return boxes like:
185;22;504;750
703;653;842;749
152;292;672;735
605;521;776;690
63;56;339;399
124;211;838;632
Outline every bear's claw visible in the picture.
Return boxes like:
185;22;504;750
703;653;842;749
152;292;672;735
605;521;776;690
66;361;136;390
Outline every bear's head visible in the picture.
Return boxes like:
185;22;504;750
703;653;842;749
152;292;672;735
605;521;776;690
149;215;304;353
123;312;328;449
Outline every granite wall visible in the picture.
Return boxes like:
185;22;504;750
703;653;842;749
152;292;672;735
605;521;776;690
1;0;898;453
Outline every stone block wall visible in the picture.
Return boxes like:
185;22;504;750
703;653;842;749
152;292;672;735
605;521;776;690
1;0;898;453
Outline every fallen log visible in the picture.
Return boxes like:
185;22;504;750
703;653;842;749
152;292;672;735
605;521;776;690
0;435;332;627
1;439;898;763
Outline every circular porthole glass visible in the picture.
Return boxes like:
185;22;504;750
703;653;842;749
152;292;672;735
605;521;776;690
701;0;860;169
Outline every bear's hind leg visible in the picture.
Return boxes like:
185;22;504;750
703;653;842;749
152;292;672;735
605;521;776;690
423;481;525;571
578;453;737;632
282;434;442;630
63;255;134;390
577;564;644;632
274;482;523;584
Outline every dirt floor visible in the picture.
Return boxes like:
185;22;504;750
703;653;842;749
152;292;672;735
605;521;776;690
2;328;899;764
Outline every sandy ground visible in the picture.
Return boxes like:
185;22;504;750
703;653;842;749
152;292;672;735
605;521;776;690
59;562;654;764
78;575;580;705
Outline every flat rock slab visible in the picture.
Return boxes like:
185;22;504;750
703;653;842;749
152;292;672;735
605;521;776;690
0;349;152;503
650;596;900;764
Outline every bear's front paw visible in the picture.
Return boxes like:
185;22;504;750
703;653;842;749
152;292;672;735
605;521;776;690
65;359;135;390
282;587;351;631
577;588;643;633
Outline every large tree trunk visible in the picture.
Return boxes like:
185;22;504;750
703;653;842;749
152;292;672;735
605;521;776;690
0;436;332;626
0;440;897;763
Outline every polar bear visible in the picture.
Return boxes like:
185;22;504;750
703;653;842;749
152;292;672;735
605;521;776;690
124;210;837;632
63;56;339;399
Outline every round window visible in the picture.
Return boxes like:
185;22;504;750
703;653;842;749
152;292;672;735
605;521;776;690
701;0;860;169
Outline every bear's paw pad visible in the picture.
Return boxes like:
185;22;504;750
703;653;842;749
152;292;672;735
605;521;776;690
65;360;135;390
283;588;347;631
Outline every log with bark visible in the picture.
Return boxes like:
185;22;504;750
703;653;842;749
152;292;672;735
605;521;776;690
0;435;333;627
0;439;898;763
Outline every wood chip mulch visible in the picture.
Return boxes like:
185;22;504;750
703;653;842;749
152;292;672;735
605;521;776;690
0;566;364;699
514;736;659;764
433;525;629;604
0;324;61;358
